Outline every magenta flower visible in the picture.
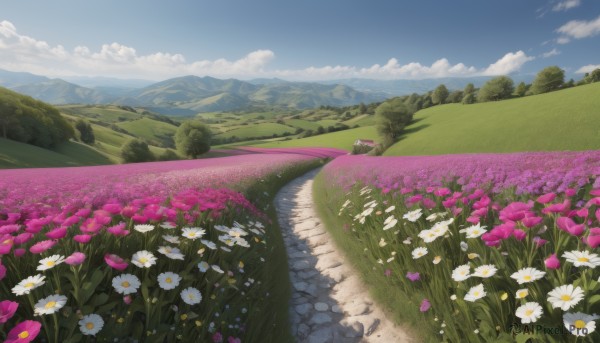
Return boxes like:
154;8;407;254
0;236;14;255
556;217;585;236
228;337;241;343
73;234;92;244
0;300;19;323
123;295;133;304
29;240;56;254
13;248;26;258
13;233;33;245
565;188;576;197
585;228;600;248
104;253;129;271
107;223;129;236
512;229;527;241
45;227;67;240
419;299;431;312
0;260;6;280
536;193;556;204
212;332;223;343
65;252;86;265
533;236;548;247
521;216;543;228
5;320;41;343
384;269;392;277
406;272;420;282
544;254;561;270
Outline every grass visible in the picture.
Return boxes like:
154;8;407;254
283;119;322;131
215;122;296;139
385;82;600;156
115;117;178;145
343;114;376;127
253;126;380;150
312;173;429;341
59;105;142;123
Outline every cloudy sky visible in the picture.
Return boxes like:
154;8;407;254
1;0;599;81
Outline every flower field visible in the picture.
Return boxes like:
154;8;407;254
0;151;333;342
315;151;600;342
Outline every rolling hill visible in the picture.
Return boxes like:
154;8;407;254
12;79;114;104
252;126;379;151
384;82;600;156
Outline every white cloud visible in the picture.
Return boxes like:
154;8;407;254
556;15;600;40
575;64;600;73
553;0;581;12
556;37;571;44
0;20;534;81
482;51;535;76
541;48;561;58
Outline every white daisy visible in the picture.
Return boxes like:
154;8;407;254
384;206;395;213
157;246;184;260
11;274;46;295
418;229;438;243
426;212;447;222
131;250;157;268
79;314;104;336
516;302;543;324
182;227;206;240
160;222;177;229
464;284;486;302
383;218;398;231
378;238;387;247
451;264;471;282
201;239;217;250
198;261;209;272
157;272;182;290
411;247;428;259
181;287;202;305
402;237;412;245
472;264;498;278
516;289;529;299
547;284;584;311
460;223;488;238
562;250;600;268
361;207;374;217
211;265;224;273
433;256;442;264
563;312;599;336
34;294;67;315
234;237;250;248
403;209;423;222
163;235;180;244
510;267;546;284
228;227;248;238
218;235;235;247
37;255;65;271
460;241;468;252
112;274;141;295
134;224;155;233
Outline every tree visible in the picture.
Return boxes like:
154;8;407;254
157;149;180;161
477;76;514;102
447;90;463;103
432;84;449;105
461;93;476;104
358;103;367;114
375;99;414;146
174;121;212;158
584;68;600;84
463;83;475;95
514;82;527;97
121;139;155;163
531;66;564;94
564;79;575;88
75;119;95;144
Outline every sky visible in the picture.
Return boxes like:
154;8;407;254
1;0;599;81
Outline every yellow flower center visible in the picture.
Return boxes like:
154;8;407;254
574;320;586;329
188;232;196;237
473;230;479;234
578;257;589;262
122;281;130;288
18;331;30;339
518;291;527;298
2;239;12;245
482;270;489;275
561;295;571;301
45;301;57;309
188;294;194;300
25;282;35;288
139;257;148;263
46;261;55;267
86;322;95;330
473;291;480;296
523;275;532;281
166;277;172;283
525;309;534;316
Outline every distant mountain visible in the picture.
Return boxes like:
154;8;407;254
0;69;50;88
12;79;114;104
62;76;155;89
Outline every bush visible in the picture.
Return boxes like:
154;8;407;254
175;121;212;158
121;139;155;163
477;76;514;102
531;66;564;94
157;149;180;161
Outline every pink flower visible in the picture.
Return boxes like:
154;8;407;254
62;215;81;227
65;252;86;265
73;234;92;244
228;337;241;343
107;222;129;236
384;269;392;277
585;228;600;248
29;240;56;254
591;189;600;196
542;200;571;215
422;198;436;209
45;227;67;240
13;248;26;257
0;300;19;323
80;218;102;234
556;217;585;236
4;320;41;343
132;214;148;224
536;193;556;204
521;216;543;228
0;225;20;234
13;233;33;245
406;272;420;282
565;188;576;197
212;332;223;343
75;208;91;218
102;202;122;214
544;254;561;270
512;229;527;241
0;261;6;280
104;253;128;271
121;206;139;218
576;208;588;218
0;236;14;255
533;236;548;247
419;299;431;312
123;295;133;304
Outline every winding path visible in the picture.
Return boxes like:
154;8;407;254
275;168;415;343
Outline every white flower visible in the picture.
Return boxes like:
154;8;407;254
472;264;498;278
160;222;176;229
460;223;488;238
516;302;543;324
562;250;600;268
361;207;374;217
11;274;46;295
79;314;104;336
181;287;202;305
510;268;546;284
403;209;423;222
547;284;585;311
112;274;141;295
563;312;599;336
131;250;157;268
386;256;395;263
411;247;428;259
383;217;398;231
34;294;67;315
182;227;206;240
418;229;439;243
134;224;155;233
402;237;412;245
163;235;180;244
157;246;184;260
464;284;486;302
198;261;209;272
378;238;387;247
157;272;182;290
433;256;442;264
426;212;447;222
228;227;248;238
211;265;224;273
460;241;468;252
516;289;529;299
384;206;395;213
37;255;65;271
341;199;351;209
450;294;457;301
451;264;471;282
201;239;217;250
218;235;235;247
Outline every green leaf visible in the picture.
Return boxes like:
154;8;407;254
63;334;83;343
91;292;109;307
588;294;600;305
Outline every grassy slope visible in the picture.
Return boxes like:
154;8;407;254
115;117;178;142
215;122;296;139
253;126;379;150
385;82;600;156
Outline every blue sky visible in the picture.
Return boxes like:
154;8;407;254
1;0;599;80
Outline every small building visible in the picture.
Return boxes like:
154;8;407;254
353;139;377;147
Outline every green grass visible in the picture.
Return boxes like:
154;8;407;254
215;122;296;139
59;105;142;123
253;126;380;150
385;82;600;156
283;119;322;131
115;117;178;145
0;138;112;168
343;114;376;127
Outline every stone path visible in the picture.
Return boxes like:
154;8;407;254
275;168;415;343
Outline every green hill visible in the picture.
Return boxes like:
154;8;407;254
216;122;296;139
253;126;379;150
385;83;600;156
